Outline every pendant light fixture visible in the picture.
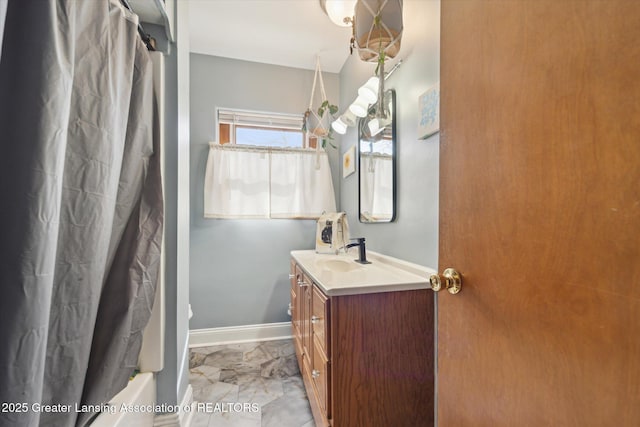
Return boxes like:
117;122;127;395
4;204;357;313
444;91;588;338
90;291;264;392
319;0;357;27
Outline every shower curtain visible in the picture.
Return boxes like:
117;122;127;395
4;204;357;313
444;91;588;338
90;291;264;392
0;1;163;426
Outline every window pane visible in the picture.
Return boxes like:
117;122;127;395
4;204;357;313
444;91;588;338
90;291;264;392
236;126;303;148
360;138;393;155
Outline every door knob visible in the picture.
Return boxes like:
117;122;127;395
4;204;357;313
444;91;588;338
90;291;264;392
429;268;462;294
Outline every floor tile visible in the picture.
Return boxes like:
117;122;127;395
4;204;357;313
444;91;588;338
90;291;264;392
189;339;314;427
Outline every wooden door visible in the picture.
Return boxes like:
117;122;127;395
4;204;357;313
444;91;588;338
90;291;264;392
438;1;640;425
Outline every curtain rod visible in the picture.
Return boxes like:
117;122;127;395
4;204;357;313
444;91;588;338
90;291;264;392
209;142;326;155
119;0;156;51
384;60;402;81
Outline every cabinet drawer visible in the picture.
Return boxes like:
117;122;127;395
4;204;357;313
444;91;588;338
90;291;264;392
312;337;330;418
312;285;330;353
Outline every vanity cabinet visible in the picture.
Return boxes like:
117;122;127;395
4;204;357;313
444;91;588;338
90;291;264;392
290;258;434;427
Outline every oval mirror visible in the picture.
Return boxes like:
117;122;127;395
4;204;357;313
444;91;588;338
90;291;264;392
358;89;396;223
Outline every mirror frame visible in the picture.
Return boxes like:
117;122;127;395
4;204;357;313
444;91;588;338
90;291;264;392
357;89;397;223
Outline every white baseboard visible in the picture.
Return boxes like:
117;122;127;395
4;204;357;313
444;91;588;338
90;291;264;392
189;322;293;348
153;385;193;427
153;411;179;426
179;385;194;427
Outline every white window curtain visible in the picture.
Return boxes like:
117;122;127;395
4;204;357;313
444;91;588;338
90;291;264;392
360;154;393;221
204;143;336;219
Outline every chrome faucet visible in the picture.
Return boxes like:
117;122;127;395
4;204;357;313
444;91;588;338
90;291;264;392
346;237;371;264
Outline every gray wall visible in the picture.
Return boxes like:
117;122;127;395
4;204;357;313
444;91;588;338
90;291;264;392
337;0;440;268
189;54;340;329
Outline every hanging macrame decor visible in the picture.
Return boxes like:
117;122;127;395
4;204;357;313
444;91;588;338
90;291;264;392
304;56;338;147
354;0;403;63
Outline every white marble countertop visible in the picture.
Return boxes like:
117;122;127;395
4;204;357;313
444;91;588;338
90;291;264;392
290;249;436;296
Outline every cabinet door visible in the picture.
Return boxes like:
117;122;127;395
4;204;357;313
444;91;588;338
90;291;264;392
311;285;329;354
312;335;330;418
290;261;299;337
300;272;313;368
291;263;301;338
292;263;305;369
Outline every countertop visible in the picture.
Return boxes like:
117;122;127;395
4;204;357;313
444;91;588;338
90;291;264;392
290;249;435;296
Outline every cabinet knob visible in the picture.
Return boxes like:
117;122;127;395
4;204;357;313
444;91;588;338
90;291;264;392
298;279;309;288
312;369;320;379
311;315;320;324
288;274;295;279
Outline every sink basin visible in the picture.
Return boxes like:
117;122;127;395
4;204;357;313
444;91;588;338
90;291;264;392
292;250;435;296
318;259;362;272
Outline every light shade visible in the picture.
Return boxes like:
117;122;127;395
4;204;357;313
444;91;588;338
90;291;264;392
367;117;382;136
331;110;358;135
354;0;403;62
358;76;380;104
367;116;390;136
349;96;369;117
331;117;348;134
340;110;357;127
320;0;357;27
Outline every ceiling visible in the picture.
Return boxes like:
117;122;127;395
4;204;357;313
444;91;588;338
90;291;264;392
188;0;354;73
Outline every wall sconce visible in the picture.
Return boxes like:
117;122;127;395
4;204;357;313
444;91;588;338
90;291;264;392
319;0;357;27
332;60;401;134
322;0;404;137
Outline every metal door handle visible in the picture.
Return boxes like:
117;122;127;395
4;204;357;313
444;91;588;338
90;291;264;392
429;268;462;294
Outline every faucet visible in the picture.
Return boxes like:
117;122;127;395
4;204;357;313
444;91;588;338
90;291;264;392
346;237;371;264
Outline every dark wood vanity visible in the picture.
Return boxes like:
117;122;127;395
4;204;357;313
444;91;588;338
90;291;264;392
290;255;435;426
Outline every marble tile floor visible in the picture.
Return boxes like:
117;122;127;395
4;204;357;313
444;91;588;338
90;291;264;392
189;339;315;427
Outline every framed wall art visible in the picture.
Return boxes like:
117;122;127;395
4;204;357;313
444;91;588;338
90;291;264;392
343;145;355;178
418;82;440;139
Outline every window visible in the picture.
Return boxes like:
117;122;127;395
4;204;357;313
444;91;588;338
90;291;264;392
204;108;335;219
217;108;318;148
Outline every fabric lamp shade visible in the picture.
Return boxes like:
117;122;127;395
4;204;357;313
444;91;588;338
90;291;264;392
354;0;403;62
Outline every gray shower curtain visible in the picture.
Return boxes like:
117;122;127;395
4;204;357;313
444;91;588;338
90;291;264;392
0;1;163;426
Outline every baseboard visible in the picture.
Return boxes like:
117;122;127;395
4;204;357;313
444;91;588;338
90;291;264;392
153;385;193;427
154;411;179;426
179;385;194;427
189;322;293;348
